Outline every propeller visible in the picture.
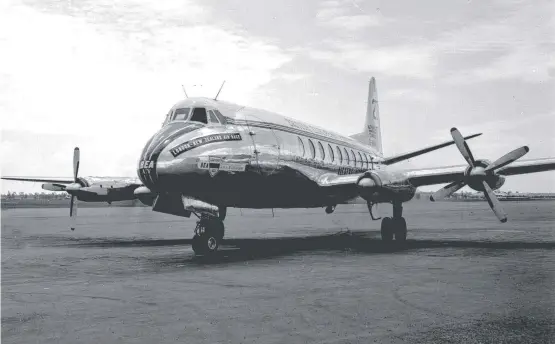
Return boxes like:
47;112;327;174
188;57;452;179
430;128;529;222
68;147;81;230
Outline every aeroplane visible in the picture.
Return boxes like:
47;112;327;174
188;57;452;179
3;77;555;256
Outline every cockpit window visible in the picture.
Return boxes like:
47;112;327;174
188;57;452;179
207;110;220;124
190;108;208;124
213;109;227;124
173;108;190;121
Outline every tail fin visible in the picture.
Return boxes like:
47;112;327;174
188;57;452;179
349;77;383;156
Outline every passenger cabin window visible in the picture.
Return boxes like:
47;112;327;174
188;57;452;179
173;108;190;121
190;108;208;124
328;144;334;163
343;148;350;165
335;146;342;164
298;137;305;157
367;154;374;169
207;110;220;124
363;153;369;169
308;139;316;159
317;141;325;161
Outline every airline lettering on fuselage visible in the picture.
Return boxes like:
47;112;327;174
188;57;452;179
139;160;155;169
197;156;248;177
293;156;363;175
170;133;242;157
337;166;360;175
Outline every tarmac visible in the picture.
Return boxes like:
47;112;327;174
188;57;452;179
2;200;554;343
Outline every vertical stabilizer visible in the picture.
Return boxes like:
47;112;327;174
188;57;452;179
350;77;383;156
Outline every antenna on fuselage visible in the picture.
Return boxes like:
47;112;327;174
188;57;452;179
181;85;189;98
214;80;226;101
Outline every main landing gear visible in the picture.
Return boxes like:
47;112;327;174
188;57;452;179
192;217;225;256
380;202;407;242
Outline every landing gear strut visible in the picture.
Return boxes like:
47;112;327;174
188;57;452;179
380;202;407;242
192;216;225;256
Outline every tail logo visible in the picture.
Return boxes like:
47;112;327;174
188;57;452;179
368;125;378;146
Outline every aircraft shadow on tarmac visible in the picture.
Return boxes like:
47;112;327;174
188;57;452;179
67;231;555;265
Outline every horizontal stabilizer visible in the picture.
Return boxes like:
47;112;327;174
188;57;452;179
382;133;482;165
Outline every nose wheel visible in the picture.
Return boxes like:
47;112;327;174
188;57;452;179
192;217;225;256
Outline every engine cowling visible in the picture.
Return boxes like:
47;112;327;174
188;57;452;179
42;183;66;192
357;170;416;203
134;186;157;206
465;159;506;192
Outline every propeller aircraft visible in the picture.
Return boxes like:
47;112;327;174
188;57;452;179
4;77;555;255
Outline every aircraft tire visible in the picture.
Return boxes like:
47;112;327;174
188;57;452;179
192;232;220;256
394;217;407;242
380;217;394;241
192;218;225;256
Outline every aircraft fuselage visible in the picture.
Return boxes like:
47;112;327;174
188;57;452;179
137;97;416;209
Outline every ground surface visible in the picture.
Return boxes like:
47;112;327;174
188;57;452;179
2;200;555;343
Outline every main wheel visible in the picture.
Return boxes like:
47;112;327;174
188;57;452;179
393;217;407;242
380;217;394;241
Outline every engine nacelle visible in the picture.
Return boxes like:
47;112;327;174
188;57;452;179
465;159;506;192
356;170;416;203
42;183;66;192
134;186;157;206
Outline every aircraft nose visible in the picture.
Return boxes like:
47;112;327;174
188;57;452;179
137;122;204;190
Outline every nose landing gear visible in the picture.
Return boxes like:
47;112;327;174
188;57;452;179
192;216;225;256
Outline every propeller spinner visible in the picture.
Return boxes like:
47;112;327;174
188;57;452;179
430;128;529;223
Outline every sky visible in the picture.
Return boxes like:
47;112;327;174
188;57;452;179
1;0;554;194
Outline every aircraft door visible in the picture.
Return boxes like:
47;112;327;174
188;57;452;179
239;109;281;176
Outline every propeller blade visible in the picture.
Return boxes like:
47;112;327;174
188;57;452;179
450;128;476;167
70;195;78;230
484;146;529;173
430;181;466;201
73;147;80;182
482;181;507;223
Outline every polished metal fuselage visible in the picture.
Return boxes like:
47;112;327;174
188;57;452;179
137;97;415;208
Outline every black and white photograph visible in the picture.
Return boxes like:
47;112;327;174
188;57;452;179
1;0;554;343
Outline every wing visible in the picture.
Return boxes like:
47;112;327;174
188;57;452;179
2;176;143;187
495;158;555;176
381;133;482;165
1;177;76;183
317;158;555;188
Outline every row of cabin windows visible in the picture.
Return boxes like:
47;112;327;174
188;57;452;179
297;136;373;169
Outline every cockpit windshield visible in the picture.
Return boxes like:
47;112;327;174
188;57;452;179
168;107;223;125
173;108;191;121
190;108;208;124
